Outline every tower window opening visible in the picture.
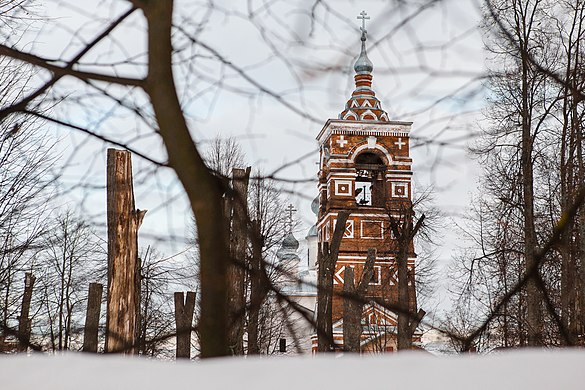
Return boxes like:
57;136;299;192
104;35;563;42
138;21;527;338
354;153;386;207
355;180;372;206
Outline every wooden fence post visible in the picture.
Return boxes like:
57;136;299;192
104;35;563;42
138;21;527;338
105;149;146;354
83;283;103;352
17;272;35;352
174;291;196;359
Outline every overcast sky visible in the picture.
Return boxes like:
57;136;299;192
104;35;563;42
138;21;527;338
14;0;488;312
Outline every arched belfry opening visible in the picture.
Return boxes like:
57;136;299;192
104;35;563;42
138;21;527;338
354;151;386;207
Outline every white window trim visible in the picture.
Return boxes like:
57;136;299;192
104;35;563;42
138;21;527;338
360;220;384;239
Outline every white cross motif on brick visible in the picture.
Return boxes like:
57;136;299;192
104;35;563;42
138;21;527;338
336;135;348;148
394;137;406;149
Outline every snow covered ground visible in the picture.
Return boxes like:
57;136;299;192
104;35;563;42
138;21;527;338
2;350;584;389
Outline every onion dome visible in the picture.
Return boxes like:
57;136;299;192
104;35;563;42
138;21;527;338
306;225;318;238
311;196;319;216
276;233;300;262
339;25;389;122
282;233;299;250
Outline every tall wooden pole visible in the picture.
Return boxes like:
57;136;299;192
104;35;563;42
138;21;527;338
83;283;103;353
105;149;145;354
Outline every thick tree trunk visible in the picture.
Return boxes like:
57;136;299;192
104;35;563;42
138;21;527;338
342;267;360;352
227;167;250;355
174;291;196;359
140;1;230;358
105;149;145;354
317;210;350;352
82;283;103;353
396;234;411;350
248;219;265;355
578;114;585;342
317;242;333;352
391;211;424;351
17;272;35;352
342;248;376;353
520;49;542;347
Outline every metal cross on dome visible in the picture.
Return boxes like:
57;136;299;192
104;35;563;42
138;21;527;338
357;10;370;32
285;204;297;233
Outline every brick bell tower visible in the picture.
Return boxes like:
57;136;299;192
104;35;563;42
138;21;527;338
315;11;418;352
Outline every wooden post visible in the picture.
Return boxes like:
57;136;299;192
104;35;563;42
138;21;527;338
17;272;35;352
226;167;250;355
105;149;146;354
83;283;103;353
174;291;196;359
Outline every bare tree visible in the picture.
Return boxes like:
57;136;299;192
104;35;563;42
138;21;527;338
449;0;585;350
0;0;500;356
38;210;103;351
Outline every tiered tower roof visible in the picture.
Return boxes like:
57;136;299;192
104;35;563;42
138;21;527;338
339;27;389;122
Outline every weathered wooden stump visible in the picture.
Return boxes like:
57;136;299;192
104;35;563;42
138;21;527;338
105;149;145;354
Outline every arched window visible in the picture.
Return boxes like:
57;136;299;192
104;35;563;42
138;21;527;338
355;152;384;165
354;152;386;207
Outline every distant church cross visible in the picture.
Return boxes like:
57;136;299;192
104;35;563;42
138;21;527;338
357;10;370;32
336;135;348;148
285;204;297;233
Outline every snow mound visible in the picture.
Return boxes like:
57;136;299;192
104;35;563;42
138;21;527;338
1;350;584;390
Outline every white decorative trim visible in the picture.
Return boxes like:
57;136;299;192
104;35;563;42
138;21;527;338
360;220;384;239
386;169;413;174
317;212;399;225
336;135;348;148
317;119;412;143
350;142;392;165
333;266;346;285
394;137;406;149
332;265;381;285
337;256;416;263
385;173;412;179
391;182;409;198
328;158;411;166
342;111;358;120
334;180;353;196
333;219;354;238
360;109;378;120
369;266;382;285
329;172;357;177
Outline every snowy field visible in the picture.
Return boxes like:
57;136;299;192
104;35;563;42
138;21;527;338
2;350;584;389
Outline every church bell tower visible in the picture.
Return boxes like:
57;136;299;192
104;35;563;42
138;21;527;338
315;11;418;352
